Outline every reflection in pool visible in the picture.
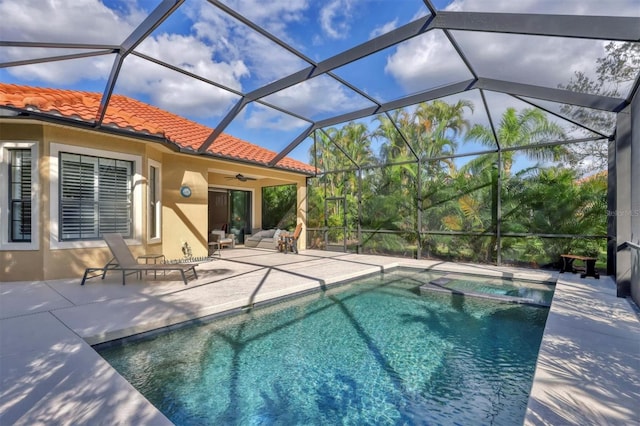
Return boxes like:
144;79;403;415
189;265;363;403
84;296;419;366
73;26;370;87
98;269;549;425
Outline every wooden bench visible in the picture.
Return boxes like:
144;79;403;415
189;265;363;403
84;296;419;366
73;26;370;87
560;254;599;279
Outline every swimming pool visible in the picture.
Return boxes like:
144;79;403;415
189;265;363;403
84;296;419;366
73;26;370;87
98;270;549;425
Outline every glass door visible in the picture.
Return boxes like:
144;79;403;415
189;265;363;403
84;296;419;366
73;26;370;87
208;189;228;234
230;190;251;244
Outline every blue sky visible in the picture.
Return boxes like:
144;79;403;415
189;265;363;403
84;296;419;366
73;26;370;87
0;0;636;168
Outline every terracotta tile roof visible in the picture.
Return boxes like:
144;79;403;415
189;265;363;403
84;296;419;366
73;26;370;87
0;83;314;174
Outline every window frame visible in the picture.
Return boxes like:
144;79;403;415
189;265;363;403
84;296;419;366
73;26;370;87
147;159;162;243
58;152;134;241
0;141;39;251
50;143;142;250
9;149;33;242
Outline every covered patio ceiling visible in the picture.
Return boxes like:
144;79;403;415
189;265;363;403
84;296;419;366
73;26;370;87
1;0;639;167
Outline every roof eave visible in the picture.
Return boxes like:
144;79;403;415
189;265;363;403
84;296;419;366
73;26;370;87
0;107;314;177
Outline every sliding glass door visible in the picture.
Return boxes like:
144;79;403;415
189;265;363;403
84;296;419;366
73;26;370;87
230;190;251;243
209;189;252;244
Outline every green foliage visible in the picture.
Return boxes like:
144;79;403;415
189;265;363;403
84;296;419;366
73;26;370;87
262;184;297;230
306;99;608;267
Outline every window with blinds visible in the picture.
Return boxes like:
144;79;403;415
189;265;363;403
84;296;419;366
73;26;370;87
59;152;133;240
149;164;160;239
8;149;32;242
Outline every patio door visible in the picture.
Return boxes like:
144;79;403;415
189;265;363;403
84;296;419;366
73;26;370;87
208;189;252;244
229;190;251;243
324;196;346;252
208;190;228;232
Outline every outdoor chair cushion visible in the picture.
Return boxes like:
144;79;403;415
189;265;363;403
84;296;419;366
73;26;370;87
245;228;281;249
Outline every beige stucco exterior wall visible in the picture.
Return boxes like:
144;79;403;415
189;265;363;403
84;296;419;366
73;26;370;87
0;119;310;282
0;122;44;280
162;152;210;261
42;124;150;280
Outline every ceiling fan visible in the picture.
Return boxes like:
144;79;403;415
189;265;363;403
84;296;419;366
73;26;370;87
225;173;257;182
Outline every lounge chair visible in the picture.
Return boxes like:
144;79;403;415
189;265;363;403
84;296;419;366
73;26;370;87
81;233;198;285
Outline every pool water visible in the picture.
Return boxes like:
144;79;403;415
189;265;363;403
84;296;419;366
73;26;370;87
98;270;549;425
429;273;556;306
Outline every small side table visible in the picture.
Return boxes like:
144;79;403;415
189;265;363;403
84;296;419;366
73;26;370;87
137;254;166;278
560;254;599;279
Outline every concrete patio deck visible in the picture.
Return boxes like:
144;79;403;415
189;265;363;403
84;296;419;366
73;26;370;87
1;248;638;425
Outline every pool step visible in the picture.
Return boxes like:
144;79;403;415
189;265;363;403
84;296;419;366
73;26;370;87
429;276;454;286
419;274;550;307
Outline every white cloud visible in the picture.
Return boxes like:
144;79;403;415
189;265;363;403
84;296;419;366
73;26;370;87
0;0;142;44
0;0;144;84
262;75;372;120
235;31;308;84
3;0;633;136
369;19;399;39
384;30;472;94
116;55;240;119
188;1;309;84
136;33;248;91
319;0;354;39
446;0;640;16
385;0;638;98
454;31;607;89
6;56;114;85
0;0;303;105
197;0;309;41
244;104;309;131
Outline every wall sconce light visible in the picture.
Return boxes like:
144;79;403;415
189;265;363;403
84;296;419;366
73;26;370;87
180;185;192;198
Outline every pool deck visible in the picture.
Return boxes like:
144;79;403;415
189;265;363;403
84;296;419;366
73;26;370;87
1;248;638;425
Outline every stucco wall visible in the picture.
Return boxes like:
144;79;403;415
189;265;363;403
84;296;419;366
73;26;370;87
42;124;150;279
0;119;311;282
0;123;44;280
162;152;209;261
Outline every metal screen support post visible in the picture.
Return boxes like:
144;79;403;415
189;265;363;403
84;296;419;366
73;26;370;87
496;150;502;265
416;159;422;260
357;169;362;254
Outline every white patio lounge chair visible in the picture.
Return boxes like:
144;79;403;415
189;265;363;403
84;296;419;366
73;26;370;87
81;233;198;285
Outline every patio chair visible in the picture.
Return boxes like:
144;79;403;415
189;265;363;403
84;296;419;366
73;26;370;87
81;233;198;285
291;223;303;253
211;230;235;248
281;223;303;254
209;232;221;257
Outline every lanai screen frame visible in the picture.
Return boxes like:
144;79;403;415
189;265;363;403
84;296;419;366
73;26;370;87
1;0;638;273
305;125;614;268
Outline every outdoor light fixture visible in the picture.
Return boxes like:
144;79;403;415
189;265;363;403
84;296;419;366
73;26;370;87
179;185;192;198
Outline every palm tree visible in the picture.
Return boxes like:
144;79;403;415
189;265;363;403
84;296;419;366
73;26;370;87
369;100;475;256
414;99;473;161
374;110;415;165
465;107;567;176
461;107;570;264
412;100;474;238
308;123;377;249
